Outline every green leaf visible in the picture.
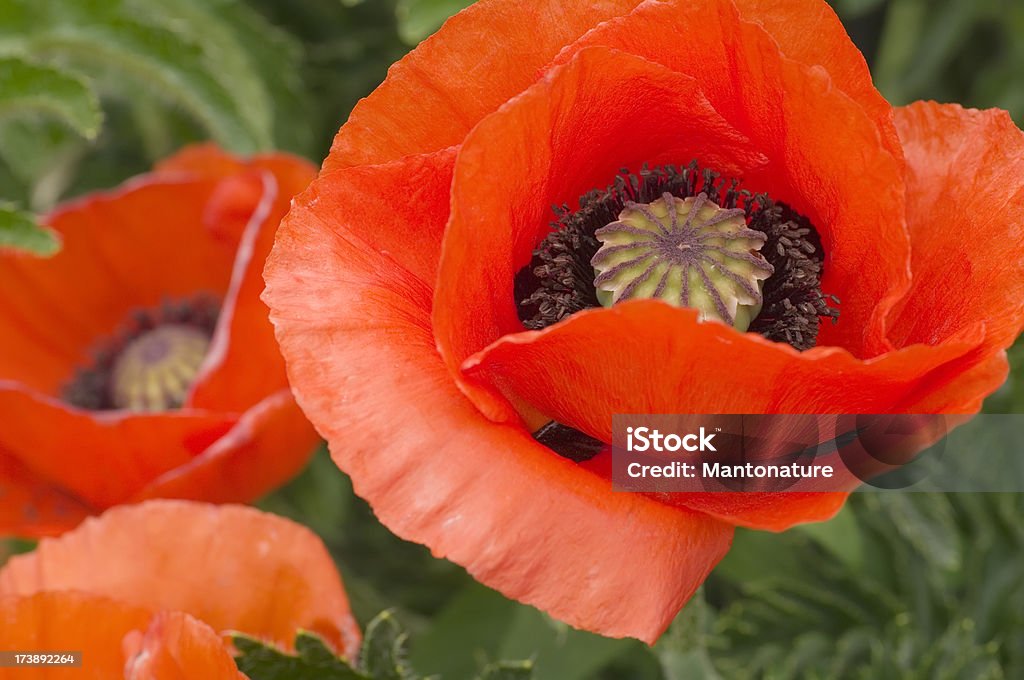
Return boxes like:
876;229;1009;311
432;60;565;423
477;660;534;680
0;202;58;255
873;0;989;104
0;0;278;153
232;612;540;680
0;118;87;210
32;19;266;152
360;610;418;680
708;494;1024;678
232;631;364;680
395;0;473;44
201;0;311;154
122;0;305;151
0;57;101;139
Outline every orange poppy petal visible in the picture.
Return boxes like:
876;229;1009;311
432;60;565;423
187;156;316;412
732;0;901;160
326;0;645;169
889;102;1024;352
467;300;991;431
185;170;289;411
123;612;244;680
264;185;734;643
0;591;153;680
0;500;360;659
665;491;848;532
911;351;1010;414
552;0;908;357
0;387;235;508
465;301;995;529
154;145;316;246
0;446;92;537
433;46;768;421
154;144;317;196
130;390;318;504
0;177;236;396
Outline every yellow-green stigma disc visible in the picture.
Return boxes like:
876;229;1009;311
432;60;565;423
110;324;211;411
590;192;774;330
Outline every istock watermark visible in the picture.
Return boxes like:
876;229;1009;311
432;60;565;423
611;414;1024;493
626;426;718;452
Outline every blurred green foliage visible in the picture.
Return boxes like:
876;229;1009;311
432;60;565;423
837;0;1024;118
394;0;475;43
2;0;1023;677
708;494;1024;679
0;0;301;204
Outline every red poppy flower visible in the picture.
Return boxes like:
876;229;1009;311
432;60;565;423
0;146;320;537
0;500;360;679
262;0;1024;642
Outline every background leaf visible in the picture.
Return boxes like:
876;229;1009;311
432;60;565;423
0;56;101;139
0;0;307;209
233;632;364;680
0;202;58;255
394;0;473;44
705;494;1024;678
360;611;418;680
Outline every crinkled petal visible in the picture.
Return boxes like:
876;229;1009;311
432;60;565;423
0;592;152;680
910;352;1010;414
130;390;317;504
0;500;360;659
283;149;457;290
433;46;768;421
465;301;994;529
123;612;244;680
0;387;234;508
264;177;733;642
187;153;317;412
552;0;909;356
732;0;901;159
326;0;645;169
889;102;1024;352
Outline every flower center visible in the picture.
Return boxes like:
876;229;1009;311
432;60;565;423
515;162;842;463
109;325;210;411
591;192;773;331
63;296;219;412
514;161;839;351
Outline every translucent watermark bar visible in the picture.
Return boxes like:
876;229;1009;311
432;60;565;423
611;414;1024;492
